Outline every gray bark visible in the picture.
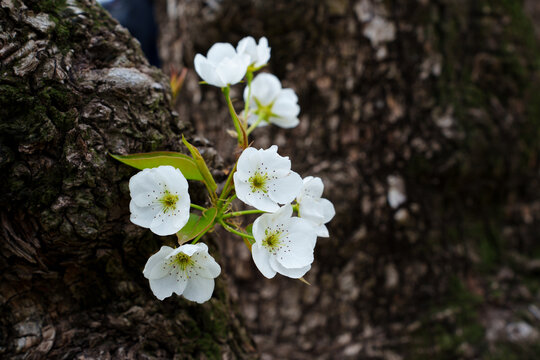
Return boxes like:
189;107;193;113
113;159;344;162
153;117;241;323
157;0;540;358
0;0;255;358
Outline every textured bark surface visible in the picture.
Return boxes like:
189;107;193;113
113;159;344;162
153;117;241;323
0;0;255;358
157;0;540;358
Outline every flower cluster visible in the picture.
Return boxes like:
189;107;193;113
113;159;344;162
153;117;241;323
117;36;334;304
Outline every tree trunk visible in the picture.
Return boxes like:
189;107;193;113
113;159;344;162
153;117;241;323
0;0;255;358
157;0;540;358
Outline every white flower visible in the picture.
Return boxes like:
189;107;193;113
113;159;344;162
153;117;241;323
251;204;317;279
236;36;271;69
194;42;250;87
296;176;335;237
143;243;221;303
244;73;300;129
233;145;302;212
129;165;190;236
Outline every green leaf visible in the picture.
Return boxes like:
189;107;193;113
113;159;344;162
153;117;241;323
245;224;254;244
181;136;218;195
110;152;203;181
242;224;255;249
176;207;217;244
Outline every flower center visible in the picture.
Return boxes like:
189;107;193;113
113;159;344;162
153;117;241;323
253;98;276;122
158;190;179;213
249;171;268;193
262;229;282;250
172;253;193;271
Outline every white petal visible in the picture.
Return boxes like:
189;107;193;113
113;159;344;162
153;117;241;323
254;37;271;67
237;36;256;57
130;201;158;228
276;88;298;104
193;253;221;278
148;259;173;280
182;276;215;303
149;274;187;300
316;224;329;237
298;196;335;226
269;257;311;278
275;221;316;268
239;182;280;212
320;198;336;223
194;54;224;87
302;176;324;199
206;42;236;64
215;54;249;86
156;166;189;193
275;203;294;219
250;73;281;106
150;209;190;236
252;212;271;241
299;198;326;225
251;243;276;278
267;171;303;205
269;115;299;129
252;204;293;240
129;168;159;207
191;244;221;278
236;147;260;174
257;145;290;170
272;98;300;119
174;243;203;257
143;246;174;278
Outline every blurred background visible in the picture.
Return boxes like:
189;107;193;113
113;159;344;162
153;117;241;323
103;0;540;358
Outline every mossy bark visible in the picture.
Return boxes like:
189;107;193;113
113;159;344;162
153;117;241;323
156;0;540;358
0;0;255;358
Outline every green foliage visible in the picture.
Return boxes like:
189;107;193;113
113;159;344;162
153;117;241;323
110;152;204;181
177;208;218;244
182;135;218;198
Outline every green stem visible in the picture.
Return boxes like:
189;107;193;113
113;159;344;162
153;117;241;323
243;71;253;125
221;194;237;212
246;114;267;135
222;86;247;148
218;161;237;203
219;219;254;239
191;230;207;244
222;209;265;219
190;203;207;211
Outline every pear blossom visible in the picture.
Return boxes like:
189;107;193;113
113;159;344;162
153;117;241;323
296;176;335;237
143;243;221;303
194;42;250;87
233;145;303;212
244;73;300;129
236;36;271;69
129;165;190;236
251;204;317;279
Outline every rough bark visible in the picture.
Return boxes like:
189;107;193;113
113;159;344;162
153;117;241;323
0;0;255;358
157;0;540;358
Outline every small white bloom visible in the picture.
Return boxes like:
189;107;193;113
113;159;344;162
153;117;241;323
244;73;300;129
296;176;335;237
236;36;271;69
233;145;303;212
129;165;190;236
251;204;317;279
143;243;221;303
194;42;250;87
